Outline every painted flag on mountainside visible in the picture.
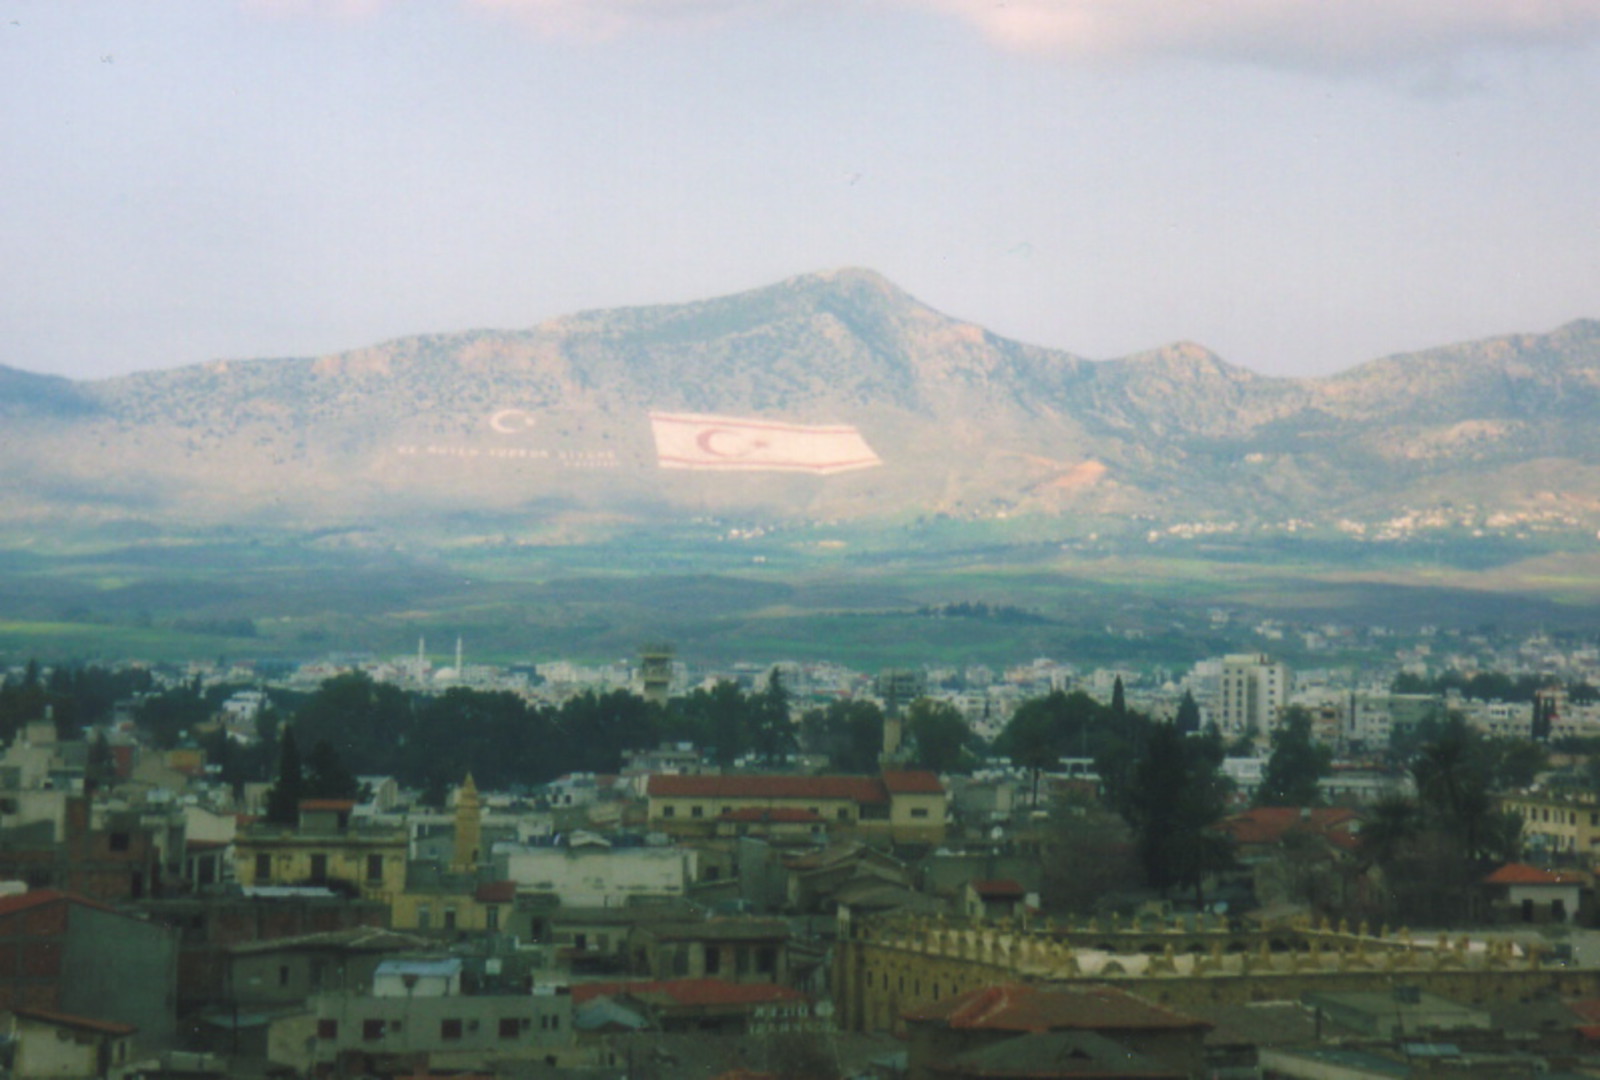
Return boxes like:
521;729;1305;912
648;411;882;475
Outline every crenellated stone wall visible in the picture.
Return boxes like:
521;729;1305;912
833;909;1600;1033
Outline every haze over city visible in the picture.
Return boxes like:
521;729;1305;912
5;0;1600;382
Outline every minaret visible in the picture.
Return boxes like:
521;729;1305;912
452;773;481;872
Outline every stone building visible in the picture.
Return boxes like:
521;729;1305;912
833;908;1600;1037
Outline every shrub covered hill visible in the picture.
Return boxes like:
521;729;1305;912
5;268;1600;549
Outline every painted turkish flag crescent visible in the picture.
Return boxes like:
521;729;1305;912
649;411;882;474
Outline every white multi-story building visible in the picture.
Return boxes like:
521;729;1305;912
1215;654;1291;739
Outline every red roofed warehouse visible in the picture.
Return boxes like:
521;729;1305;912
646;771;945;845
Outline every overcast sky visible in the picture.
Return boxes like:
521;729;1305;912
4;0;1599;381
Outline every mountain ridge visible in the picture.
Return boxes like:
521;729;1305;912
4;270;1599;548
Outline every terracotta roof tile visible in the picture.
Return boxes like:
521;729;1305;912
1218;807;1361;851
1484;862;1587;886
902;983;1209;1034
0;889;115;919
882;770;945;795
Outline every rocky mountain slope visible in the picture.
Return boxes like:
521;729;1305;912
4;269;1600;545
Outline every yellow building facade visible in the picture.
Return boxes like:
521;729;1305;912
235;800;407;907
646;770;946;846
1500;790;1600;863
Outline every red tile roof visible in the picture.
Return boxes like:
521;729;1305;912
1217;807;1361;851
882;770;945;795
902;983;1209;1034
572;978;809;1008
1483;862;1587;886
12;1007;137;1037
0;889;115;919
648;774;888;803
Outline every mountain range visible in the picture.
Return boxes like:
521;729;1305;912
6;268;1600;549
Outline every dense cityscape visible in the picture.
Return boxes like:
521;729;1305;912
3;615;1600;1079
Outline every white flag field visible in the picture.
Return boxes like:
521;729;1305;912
649;411;882;475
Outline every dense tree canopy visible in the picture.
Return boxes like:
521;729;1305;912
904;698;973;774
1110;722;1232;904
1255;706;1332;807
1361;715;1526;925
800;700;884;773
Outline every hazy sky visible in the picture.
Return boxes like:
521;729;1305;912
4;0;1599;381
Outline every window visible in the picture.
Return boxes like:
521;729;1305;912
486;906;499;931
417;905;431;930
662;805;675;818
909;808;929;819
108;832;130;852
316;1019;338;1041
366;854;384;881
443;907;457;931
362;1019;384;1041
691;805;703;819
757;947;777;975
254;853;271;881
499;1017;520;1039
705;947;721;975
837;808;850;821
441;1019;462;1040
278;965;289;987
309;853;328;882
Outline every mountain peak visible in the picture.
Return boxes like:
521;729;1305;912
1121;341;1251;382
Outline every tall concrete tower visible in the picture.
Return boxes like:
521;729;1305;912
640;643;674;706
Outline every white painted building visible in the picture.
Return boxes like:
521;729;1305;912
1215;654;1291;739
502;837;695;907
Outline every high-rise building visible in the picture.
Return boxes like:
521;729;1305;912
1216;653;1290;738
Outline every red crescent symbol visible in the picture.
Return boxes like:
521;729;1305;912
696;429;768;458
